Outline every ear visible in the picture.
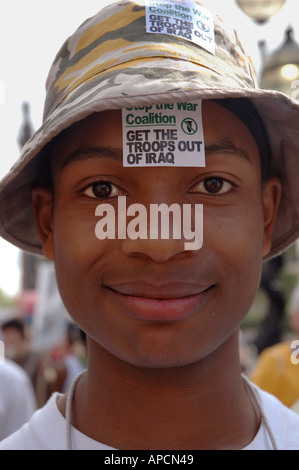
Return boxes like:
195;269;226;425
32;186;55;261
262;176;282;258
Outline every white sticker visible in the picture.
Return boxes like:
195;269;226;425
122;100;205;167
145;0;215;55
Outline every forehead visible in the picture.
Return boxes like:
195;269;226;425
51;100;260;168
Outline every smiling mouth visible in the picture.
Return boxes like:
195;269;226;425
107;282;213;322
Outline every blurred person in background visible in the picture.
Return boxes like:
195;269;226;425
250;285;299;408
0;359;36;441
50;323;87;393
1;318;41;388
62;323;86;393
1;318;70;407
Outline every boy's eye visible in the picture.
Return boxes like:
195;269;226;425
83;181;123;199
191;177;233;195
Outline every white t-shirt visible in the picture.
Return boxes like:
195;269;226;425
0;381;299;450
0;360;37;441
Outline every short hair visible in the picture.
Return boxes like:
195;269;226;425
1;318;25;338
213;98;271;182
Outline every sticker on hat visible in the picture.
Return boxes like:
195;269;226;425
122;100;205;167
145;0;215;55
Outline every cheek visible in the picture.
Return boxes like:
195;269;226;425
204;193;265;255
52;205;110;305
190;205;265;357
53;198;107;259
203;201;264;300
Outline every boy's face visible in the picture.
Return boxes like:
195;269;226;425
33;101;281;368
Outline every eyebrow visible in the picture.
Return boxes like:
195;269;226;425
205;141;252;164
61;141;252;168
61;145;123;168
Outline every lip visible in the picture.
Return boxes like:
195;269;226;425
107;282;212;322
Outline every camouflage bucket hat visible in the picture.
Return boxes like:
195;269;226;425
1;0;299;260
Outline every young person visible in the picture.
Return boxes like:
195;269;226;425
1;0;299;450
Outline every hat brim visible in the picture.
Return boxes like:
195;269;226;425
1;57;299;260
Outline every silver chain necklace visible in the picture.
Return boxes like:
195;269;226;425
65;372;278;450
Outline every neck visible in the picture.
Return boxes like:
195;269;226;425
61;331;260;450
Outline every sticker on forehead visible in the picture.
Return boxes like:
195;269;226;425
145;0;215;55
122;100;205;167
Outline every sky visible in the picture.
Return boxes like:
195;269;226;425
0;0;298;296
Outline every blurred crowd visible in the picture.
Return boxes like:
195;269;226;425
0;318;86;440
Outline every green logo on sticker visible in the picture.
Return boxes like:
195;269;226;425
181;118;198;135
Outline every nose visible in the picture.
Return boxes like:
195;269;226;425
121;236;188;263
119;201;203;263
